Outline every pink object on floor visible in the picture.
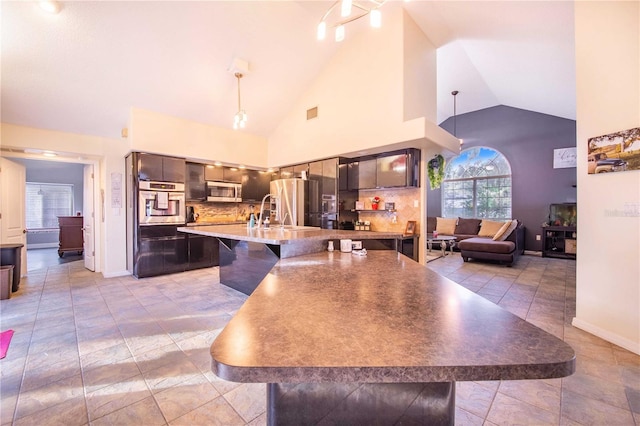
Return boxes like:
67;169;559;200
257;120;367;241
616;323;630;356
1;329;14;359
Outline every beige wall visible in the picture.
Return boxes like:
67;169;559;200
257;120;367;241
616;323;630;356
1;123;131;277
574;1;640;354
130;107;269;168
267;5;454;167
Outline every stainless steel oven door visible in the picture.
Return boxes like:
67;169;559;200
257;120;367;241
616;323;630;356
139;191;185;225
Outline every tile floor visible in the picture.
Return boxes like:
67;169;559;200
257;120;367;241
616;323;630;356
1;253;638;425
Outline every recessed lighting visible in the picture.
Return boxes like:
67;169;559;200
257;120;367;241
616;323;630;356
238;165;246;169
206;165;215;169
39;1;61;14
214;162;222;166
43;151;57;157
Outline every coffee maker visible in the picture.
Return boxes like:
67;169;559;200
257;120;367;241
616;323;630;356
186;206;196;223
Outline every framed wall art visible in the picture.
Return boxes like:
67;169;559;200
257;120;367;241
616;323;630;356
587;127;639;174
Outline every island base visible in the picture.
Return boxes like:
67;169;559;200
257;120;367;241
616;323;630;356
267;381;455;425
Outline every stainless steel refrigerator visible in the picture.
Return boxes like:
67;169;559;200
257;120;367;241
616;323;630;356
269;178;319;227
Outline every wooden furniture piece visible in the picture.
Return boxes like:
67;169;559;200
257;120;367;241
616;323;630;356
58;216;83;257
542;225;577;259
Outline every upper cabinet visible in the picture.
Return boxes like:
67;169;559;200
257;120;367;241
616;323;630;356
186;163;205;201
222;168;243;183
204;165;224;181
241;170;273;202
338;149;421;191
137;153;186;183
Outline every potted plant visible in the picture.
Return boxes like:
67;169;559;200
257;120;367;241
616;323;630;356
371;196;381;210
428;154;446;190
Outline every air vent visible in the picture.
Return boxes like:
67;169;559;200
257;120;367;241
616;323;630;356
306;106;318;120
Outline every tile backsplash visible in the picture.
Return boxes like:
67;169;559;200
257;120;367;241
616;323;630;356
188;202;258;223
355;188;421;234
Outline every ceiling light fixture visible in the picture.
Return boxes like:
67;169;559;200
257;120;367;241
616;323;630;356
233;73;247;130
317;0;388;42
452;90;463;146
39;1;61;14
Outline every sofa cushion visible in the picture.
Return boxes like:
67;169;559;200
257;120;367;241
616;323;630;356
455;218;481;235
478;220;506;238
436;217;457;235
458;237;516;254
493;219;518;241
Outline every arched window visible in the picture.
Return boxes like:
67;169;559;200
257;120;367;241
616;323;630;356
441;147;512;220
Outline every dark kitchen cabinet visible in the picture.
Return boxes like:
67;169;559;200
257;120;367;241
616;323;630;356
186;163;205;201
135;225;187;278
377;154;407;188
187;235;219;270
204;165;224;181
358;159;377;189
322;158;337;196
347;162;359;190
338;163;348;191
223;167;243;183
137;153;186;183
242;170;272;202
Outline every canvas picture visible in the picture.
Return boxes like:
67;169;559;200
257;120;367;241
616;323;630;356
587;127;640;174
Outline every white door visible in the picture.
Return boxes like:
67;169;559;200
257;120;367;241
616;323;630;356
0;158;27;276
83;164;95;271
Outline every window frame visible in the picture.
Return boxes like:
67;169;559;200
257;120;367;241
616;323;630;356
25;182;75;230
441;147;512;221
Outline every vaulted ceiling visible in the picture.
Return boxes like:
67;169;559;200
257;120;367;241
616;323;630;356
1;1;576;141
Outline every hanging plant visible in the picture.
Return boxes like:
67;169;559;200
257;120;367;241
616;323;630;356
427;154;446;190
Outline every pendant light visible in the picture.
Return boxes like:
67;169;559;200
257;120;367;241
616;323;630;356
317;0;388;42
233;73;247;130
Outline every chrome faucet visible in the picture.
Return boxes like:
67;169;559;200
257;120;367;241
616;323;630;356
281;212;290;229
256;193;271;229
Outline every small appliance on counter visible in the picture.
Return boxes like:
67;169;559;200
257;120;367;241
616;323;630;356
186;206;196;223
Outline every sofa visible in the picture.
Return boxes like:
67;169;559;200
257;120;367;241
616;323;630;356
426;217;525;266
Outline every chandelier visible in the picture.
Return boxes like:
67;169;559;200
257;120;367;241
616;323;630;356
317;0;388;42
233;72;247;130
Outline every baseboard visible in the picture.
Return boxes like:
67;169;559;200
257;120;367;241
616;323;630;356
27;243;58;249
102;270;131;278
524;250;542;256
572;317;640;355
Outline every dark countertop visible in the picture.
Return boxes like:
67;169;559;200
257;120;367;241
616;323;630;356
211;250;575;384
179;224;403;245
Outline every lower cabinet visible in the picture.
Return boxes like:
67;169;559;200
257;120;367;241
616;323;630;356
186;234;219;270
136;236;187;277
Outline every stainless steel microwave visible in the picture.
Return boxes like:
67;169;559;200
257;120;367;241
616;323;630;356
206;181;242;202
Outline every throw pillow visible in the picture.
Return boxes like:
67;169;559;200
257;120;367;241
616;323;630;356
436;217;457;235
455;218;482;235
478;219;506;238
493;219;518;241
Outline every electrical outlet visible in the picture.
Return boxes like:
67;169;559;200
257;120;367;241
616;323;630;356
413;200;419;208
536;234;541;241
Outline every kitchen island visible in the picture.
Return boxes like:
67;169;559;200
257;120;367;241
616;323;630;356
210;250;575;425
178;224;403;295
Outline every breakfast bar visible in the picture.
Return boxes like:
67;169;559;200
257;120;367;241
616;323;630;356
209;250;575;425
179;225;403;295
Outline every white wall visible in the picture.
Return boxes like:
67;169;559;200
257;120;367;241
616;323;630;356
573;1;640;354
129;107;268;168
1;123;131;277
268;6;455;166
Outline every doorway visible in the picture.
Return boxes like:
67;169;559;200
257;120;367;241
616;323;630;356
2;156;98;274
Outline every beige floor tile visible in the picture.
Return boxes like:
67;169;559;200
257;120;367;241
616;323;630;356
13;395;87;426
153;374;221;422
142;357;203;394
498;379;561;413
14;373;84;420
455;381;497;419
454;407;484;426
83;357;141;393
222;383;267;423
562;371;631;410
91;395;166;426
169;395;245;426
487;392;559;425
561;388;635;425
85;374;151;421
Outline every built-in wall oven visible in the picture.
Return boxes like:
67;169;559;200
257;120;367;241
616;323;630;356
138;181;186;225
